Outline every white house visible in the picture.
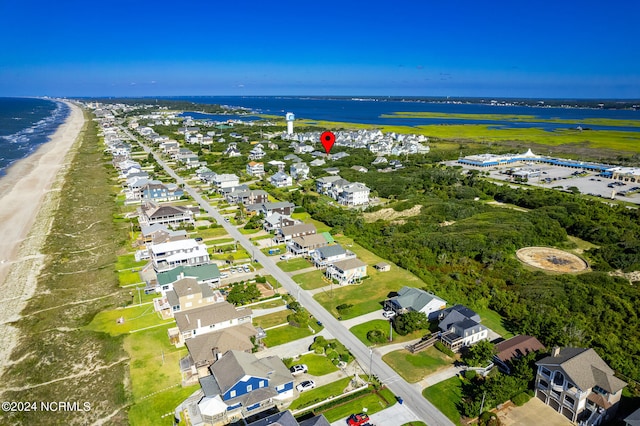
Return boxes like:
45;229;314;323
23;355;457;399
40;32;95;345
290;162;310;180
338;182;370;206
311;244;355;268
246;161;265;177
171;302;253;345
150;239;210;272
384;286;446;320
212;173;240;190
325;258;367;285
269;171;293;188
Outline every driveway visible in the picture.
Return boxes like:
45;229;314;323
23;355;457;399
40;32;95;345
341;310;386;328
330;402;422;426
255;328;334;360
496;397;572;426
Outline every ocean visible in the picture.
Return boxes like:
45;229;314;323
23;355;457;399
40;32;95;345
0;97;70;176
175;96;640;132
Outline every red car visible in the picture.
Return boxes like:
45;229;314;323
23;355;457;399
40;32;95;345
347;413;369;426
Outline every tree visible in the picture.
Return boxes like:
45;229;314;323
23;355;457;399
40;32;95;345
463;340;495;367
393;311;429;336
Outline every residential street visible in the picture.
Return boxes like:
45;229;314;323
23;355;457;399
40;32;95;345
130;132;455;425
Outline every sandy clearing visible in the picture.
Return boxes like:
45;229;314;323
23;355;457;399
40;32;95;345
0;101;85;378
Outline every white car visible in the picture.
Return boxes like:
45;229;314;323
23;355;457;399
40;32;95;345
279;254;292;260
289;364;308;375
296;380;315;392
382;310;396;319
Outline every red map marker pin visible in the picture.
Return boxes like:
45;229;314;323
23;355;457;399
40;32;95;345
320;131;336;154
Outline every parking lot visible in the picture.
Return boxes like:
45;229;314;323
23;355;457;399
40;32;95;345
450;161;640;204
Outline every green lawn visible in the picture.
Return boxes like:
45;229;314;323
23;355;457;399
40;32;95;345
124;325;199;426
277;257;313;272
262;321;323;347
188;227;228;239
349;320;427;347
261;244;286;256
475;307;512;338
293;270;329;290
320;387;396;422
248;297;286;310
289;377;351;410
422;376;463;426
382;347;454;383
296;353;339;376
118;269;144;286
205;237;234;246
239;227;262;235
85;304;175;335
115;254;147;271
253;310;290;329
312;237;424;319
250;234;273;241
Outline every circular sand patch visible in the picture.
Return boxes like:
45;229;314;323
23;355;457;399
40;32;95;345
516;247;588;273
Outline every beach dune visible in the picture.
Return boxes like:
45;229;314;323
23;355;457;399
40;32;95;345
0;101;85;375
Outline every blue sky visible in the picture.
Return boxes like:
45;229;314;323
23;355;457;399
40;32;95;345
0;0;638;98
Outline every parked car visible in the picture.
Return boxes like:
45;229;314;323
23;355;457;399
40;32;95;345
230;268;236;274
280;254;292;260
194;237;203;242
219;272;229;278
289;364;308;375
347;413;370;426
296;380;315;392
382;310;396;319
243;265;250;273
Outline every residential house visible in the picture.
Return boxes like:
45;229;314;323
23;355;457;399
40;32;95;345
248;146;265;161
309;158;326;167
371;156;388;166
247;411;329;426
290;162;310;180
294;144;314;154
141;181;184;202
246;162;265;177
269;171;293;188
535;347;627;425
625;408;640;426
263;213;296;233
185;350;294;424
311;244;355;268
283;154;302;162
138;202;197;228
384;286;447;320
324;258;367;285
275;223;316;243
350;165;368;173
150;239;210;272
493;335;545;374
246;201;295;217
437;305;488;352
337;182;370;206
170;303;253;346
156;264;222;294
182;323;258;380
212;173;240;191
315;176;342;194
154;277;224;318
225;189;268;205
288;233;329;256
330;152;350;160
139;224;187;246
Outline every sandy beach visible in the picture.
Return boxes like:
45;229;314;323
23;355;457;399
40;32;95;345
0;100;85;375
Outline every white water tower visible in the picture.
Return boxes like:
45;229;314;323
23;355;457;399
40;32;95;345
286;112;295;135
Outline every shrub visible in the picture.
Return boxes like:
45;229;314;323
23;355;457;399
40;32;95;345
434;341;455;357
511;392;531;406
478;411;500;426
464;369;477;380
367;329;388;344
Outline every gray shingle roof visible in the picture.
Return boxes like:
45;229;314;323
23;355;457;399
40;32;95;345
393;286;445;312
174;303;252;332
537;348;627;393
314;244;346;259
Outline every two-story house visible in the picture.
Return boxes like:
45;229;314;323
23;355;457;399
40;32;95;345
150;239;210;272
263;213;296;233
246;161;265;177
337;182;370;206
269;171;293;188
311;244;355;268
154;277;224;318
225;189;268;206
212;173;240;191
324;258;367;285
384;286;447;320
287;233;329;256
156;264;221;294
138;202;197;228
493;335;545;374
170;303;253;346
437;305;488;352
274;223;316;243
246;201;296;217
290;162;310;180
187;350;294;424
535;347;627;425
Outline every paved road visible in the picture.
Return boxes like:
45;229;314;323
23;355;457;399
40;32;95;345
129;132;455;426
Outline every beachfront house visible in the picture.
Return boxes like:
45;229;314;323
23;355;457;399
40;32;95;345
170;303;253;345
324;258;367;285
150;239;210;272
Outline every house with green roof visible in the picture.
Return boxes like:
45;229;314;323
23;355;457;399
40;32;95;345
156;264;221;294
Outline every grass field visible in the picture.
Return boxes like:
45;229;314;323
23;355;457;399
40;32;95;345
188;227;228;239
293;270;329;290
475;307;513;338
422;376;464;426
248;297;286;310
296;353;339;376
262;321;323;347
253;310;290;329
118;269;144;286
115;253;147;271
349;320;426;346
277;257;312;272
288;377;351;410
382;347;454;383
320;387;396;422
86;304;175;335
